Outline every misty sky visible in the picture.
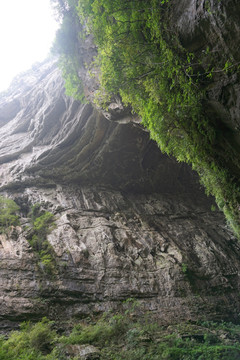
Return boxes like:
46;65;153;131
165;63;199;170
0;0;59;92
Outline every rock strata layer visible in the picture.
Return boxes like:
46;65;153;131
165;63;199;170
1;185;240;332
0;0;240;330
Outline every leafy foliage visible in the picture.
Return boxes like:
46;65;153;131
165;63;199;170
51;2;85;101
1;312;240;360
0;318;57;360
52;13;77;56
0;196;19;233
61;313;128;346
58;56;85;101
27;205;57;275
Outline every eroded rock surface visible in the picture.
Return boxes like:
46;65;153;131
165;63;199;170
0;60;200;194
0;1;240;330
1;185;239;332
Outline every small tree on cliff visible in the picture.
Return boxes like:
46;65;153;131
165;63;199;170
0;196;20;232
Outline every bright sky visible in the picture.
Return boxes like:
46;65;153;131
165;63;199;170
0;0;59;92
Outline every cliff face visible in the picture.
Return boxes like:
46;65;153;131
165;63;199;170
172;0;240;136
0;60;197;193
0;59;240;332
1;0;240;332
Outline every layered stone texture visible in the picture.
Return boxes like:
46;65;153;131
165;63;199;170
1;185;239;332
1;0;240;331
0;60;199;194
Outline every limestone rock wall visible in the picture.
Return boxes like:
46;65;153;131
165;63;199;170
0;60;199;194
0;0;240;331
1;185;240;332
